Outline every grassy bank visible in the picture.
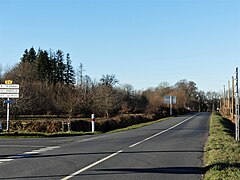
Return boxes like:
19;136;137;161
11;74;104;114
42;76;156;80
204;113;240;180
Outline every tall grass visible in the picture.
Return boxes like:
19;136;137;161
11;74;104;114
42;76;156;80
204;113;240;180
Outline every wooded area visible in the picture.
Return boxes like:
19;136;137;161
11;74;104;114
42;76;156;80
0;47;220;119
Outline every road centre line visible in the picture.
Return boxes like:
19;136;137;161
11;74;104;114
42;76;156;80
129;113;199;148
61;150;124;180
61;113;199;180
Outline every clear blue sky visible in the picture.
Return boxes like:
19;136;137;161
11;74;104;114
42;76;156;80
0;0;239;92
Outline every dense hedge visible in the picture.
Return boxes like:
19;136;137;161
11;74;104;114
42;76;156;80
0;113;166;133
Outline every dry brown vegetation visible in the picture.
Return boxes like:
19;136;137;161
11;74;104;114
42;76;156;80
0;48;220;131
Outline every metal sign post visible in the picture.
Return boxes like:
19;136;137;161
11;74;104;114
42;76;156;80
164;95;176;116
6;98;10;131
170;96;173;116
0;81;19;132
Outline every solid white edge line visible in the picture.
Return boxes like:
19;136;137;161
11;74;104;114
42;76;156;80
61;113;199;180
61;150;123;180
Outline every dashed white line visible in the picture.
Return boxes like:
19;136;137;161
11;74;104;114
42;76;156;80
0;159;13;162
0;146;60;165
61;150;124;180
24;146;60;155
78;135;107;143
24;151;40;155
129;114;198;148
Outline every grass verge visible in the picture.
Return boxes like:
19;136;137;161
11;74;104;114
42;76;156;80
204;113;240;180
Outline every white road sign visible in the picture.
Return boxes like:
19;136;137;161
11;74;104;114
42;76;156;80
1;82;20;131
0;84;19;99
0;84;19;89
0;94;19;98
0;89;19;93
164;96;176;104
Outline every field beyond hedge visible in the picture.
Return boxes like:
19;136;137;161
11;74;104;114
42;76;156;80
204;113;240;180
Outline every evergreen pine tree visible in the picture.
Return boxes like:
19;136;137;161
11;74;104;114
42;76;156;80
36;50;50;82
28;47;37;63
20;47;36;63
55;50;65;84
48;50;57;84
64;53;75;85
20;49;29;63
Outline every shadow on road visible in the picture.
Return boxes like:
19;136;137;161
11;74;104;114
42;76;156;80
94;166;205;174
205;162;240;171
0;149;204;159
0;174;67;180
0;166;207;179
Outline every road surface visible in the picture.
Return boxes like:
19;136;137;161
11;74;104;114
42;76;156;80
0;112;210;180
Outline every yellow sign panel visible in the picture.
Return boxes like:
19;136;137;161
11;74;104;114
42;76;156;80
5;80;13;84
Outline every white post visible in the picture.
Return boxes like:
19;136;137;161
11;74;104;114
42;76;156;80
170;96;173;116
6;98;10;132
91;114;95;133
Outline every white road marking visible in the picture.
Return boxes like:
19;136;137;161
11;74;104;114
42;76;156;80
0;158;14;165
24;146;60;154
24;151;40;155
61;113;199;180
77;135;108;143
0;159;13;162
0;146;60;165
129;114;199;148
8;155;28;159
61;150;123;180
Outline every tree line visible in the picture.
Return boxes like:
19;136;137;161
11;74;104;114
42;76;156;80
20;47;75;85
0;47;220;119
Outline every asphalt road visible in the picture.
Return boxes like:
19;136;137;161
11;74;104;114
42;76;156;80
0;112;210;180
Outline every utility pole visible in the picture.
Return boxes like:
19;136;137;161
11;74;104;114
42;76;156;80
223;85;225;106
170;95;173;116
235;67;239;141
228;80;230;115
232;76;235;120
223;85;226;115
